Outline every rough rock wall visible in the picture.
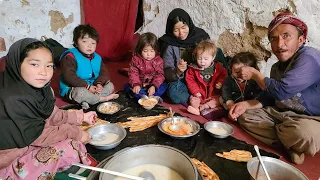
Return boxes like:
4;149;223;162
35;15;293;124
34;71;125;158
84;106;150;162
0;0;81;57
138;0;320;61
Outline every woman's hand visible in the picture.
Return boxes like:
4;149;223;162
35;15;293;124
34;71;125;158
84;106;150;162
133;86;141;94
228;102;247;121
177;59;187;75
80;131;91;144
148;86;155;96
96;84;103;94
83;111;97;125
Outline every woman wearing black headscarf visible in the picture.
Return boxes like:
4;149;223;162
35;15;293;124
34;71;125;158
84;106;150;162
159;8;226;104
0;38;97;179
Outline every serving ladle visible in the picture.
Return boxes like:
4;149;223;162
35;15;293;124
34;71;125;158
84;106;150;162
168;107;181;131
254;145;271;180
91;134;106;141
140;171;156;180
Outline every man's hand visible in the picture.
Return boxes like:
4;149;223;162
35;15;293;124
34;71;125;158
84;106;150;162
133;86;141;94
177;59;187;75
80;131;91;144
148;86;156;96
96;84;103;94
226;100;235;109
83;111;97;125
228;102;247;121
89;85;97;93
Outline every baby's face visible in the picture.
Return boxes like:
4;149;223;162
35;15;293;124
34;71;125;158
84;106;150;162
231;63;245;81
76;35;97;55
141;45;156;60
196;51;214;69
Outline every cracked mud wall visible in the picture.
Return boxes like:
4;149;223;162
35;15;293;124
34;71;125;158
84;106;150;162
0;0;80;57
138;0;320;61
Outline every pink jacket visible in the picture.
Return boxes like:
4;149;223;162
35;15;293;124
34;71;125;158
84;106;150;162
0;106;84;169
185;62;227;102
128;54;165;89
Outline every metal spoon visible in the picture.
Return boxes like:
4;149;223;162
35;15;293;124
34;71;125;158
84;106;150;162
168;107;181;131
140;171;156;180
254;145;271;180
91;134;105;141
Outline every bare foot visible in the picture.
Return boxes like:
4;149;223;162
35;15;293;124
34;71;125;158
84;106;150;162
289;150;305;164
100;93;119;102
187;106;200;115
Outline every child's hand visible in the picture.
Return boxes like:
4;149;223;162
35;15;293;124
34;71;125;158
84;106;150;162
89;85;97;93
215;82;222;89
133;86;141;94
96;84;103;94
195;92;202;98
80;131;91;144
83;111;97;125
148;86;155;96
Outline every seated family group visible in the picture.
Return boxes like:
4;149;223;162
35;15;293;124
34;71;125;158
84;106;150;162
0;8;319;179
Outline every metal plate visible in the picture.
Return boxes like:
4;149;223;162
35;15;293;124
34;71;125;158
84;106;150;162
96;102;122;114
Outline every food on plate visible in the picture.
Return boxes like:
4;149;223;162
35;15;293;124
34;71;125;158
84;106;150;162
162;122;193;135
80;118;110;131
90;133;120;145
216;149;252;162
99;104;120;114
139;98;157;107
192;158;219;180
114;164;184;180
208;126;228;136
117;114;168;132
66;109;78;112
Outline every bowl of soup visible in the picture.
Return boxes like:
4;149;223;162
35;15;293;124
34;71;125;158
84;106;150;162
204;121;234;139
138;96;159;110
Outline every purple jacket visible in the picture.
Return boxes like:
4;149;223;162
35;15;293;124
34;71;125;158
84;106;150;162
258;46;320;116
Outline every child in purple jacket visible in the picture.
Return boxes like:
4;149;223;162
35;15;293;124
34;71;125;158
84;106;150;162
124;32;167;99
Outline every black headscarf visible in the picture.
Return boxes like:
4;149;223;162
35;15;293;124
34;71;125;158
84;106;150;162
159;8;210;55
0;38;55;150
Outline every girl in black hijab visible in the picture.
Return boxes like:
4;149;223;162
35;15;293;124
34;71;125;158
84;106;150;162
0;38;97;179
159;8;210;104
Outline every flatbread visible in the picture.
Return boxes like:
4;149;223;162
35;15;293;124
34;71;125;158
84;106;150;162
117;114;168;132
216;149;252;162
192;158;219;180
80;118;110;131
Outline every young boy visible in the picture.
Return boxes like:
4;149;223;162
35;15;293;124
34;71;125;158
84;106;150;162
186;40;228;115
59;24;118;109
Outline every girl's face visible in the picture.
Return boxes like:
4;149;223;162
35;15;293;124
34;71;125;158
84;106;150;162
76;34;97;55
20;47;54;88
231;63;245;81
173;21;189;40
141;45;156;60
196;50;214;69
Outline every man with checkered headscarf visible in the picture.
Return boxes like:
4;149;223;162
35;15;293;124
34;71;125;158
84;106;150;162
228;12;320;165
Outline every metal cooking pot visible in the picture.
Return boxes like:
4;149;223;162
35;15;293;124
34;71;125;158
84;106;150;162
99;144;199;180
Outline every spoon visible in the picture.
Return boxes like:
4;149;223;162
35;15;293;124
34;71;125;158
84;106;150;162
91;134;106;141
72;162;144;180
168;107;181;131
254;145;271;180
140;171;156;180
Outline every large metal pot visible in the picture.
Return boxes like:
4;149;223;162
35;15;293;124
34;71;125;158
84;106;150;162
99;144;199;180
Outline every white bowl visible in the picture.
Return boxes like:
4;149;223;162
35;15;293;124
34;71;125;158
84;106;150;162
138;96;159;110
204;121;234;138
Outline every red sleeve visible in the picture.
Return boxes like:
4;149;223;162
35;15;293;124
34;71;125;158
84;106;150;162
185;68;200;96
151;57;165;88
128;56;142;87
216;62;228;84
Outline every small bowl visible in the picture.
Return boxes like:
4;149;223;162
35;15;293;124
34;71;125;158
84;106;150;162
158;116;200;139
204;121;234;138
138;96;159;110
97;102;121;114
87;123;126;150
247;156;308;180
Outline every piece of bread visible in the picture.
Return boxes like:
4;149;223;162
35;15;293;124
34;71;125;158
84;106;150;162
80;118;109;131
216;149;252;162
192;158;219;180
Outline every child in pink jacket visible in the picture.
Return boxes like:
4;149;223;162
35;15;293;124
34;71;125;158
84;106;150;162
124;32;167;99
